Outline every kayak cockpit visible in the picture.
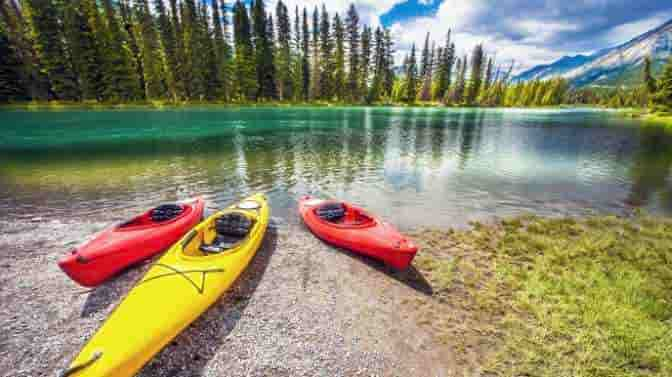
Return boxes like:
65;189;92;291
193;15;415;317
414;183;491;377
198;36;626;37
118;204;189;229
180;211;256;257
314;202;375;228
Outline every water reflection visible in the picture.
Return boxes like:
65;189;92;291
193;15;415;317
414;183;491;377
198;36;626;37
1;107;671;228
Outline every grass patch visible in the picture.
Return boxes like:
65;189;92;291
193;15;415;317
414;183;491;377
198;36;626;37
411;214;672;377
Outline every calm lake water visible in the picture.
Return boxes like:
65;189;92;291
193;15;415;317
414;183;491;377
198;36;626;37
1;107;671;229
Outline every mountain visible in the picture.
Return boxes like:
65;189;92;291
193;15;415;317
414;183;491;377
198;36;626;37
514;19;672;87
514;54;593;82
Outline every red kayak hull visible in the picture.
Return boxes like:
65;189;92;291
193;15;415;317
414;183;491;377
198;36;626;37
298;196;418;270
58;198;205;287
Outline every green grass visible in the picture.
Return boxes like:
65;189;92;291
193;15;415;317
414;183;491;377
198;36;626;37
412;215;672;377
620;108;672;129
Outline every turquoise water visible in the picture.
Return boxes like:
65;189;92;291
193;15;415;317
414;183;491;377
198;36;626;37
1;107;671;228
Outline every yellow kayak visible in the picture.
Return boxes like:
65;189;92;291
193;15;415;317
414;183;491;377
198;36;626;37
61;193;270;377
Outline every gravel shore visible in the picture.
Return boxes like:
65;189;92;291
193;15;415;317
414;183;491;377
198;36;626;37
0;212;462;377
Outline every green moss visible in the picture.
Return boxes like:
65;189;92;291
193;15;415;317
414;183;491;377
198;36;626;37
413;214;672;377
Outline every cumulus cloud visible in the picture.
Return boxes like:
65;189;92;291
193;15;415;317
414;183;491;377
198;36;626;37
387;0;672;72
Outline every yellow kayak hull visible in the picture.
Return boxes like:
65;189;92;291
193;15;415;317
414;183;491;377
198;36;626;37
62;193;270;377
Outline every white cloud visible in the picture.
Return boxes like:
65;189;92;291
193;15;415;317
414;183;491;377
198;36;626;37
267;0;403;28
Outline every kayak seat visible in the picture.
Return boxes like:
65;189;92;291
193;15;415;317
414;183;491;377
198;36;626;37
200;213;253;254
316;203;346;222
150;204;183;222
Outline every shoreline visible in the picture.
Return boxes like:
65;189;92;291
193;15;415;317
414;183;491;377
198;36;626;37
0;100;602;111
1;211;670;376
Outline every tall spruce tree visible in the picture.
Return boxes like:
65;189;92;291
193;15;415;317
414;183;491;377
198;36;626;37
653;57;672;110
309;6;320;99
318;4;332;99
301;7;310;100
332;12;345;101
405;43;417;103
0;23;27;101
360;25;371;100
419;32;430;79
211;0;231;99
291;5;303;101
345;4;359;101
366;26;384;103
232;0;256;100
435;31;453;102
64;0;104;100
182;0;206;99
252;0;276;99
643;56;657;96
100;0;141;100
200;0;220;100
466;44;484;104
26;0;80;100
154;0;179;100
419;40;433;101
382;28;395;98
275;0;292;100
118;0;145;99
1;0;49;100
137;0;166;99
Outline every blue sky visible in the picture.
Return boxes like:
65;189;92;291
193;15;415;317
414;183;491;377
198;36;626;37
270;0;672;72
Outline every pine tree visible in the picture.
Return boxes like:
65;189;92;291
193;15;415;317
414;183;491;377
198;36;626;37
382;28;395;98
201;0;220;100
482;57;493;93
643;56;657;96
100;0;142;101
309;6;320;100
26;0;80;100
345;4;359;101
275;0;292;100
332;13;345;101
182;0;206;99
136;0;166;99
419;40;433;101
0;0;49;100
291;5;303;101
466;44;484;104
452;56;467;104
0;24;27;101
212;0;231;100
118;0;145;99
405;43;417;103
154;0;179;100
360;25;371;100
318;4;332;100
64;0;104;101
419;32;430;79
366;26;384;103
232;0;256;100
252;0;276;99
653;57;672;110
169;0;187;99
301;7;310;100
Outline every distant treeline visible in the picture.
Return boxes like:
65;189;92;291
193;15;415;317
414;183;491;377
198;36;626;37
2;1;668;109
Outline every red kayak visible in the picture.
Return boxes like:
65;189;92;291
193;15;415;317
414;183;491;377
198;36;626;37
58;198;205;287
298;196;418;269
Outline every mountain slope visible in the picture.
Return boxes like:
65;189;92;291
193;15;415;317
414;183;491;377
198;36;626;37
515;54;593;82
514;19;672;87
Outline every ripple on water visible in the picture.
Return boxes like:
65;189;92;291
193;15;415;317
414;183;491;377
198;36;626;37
1;107;671;229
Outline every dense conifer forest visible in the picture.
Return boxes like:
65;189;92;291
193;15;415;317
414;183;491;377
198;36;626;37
1;0;671;110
